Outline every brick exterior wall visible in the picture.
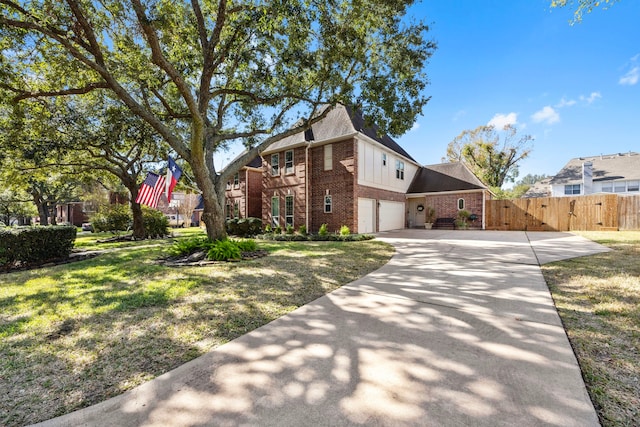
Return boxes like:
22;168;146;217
424;191;485;229
310;139;356;233
262;147;308;229
224;168;262;219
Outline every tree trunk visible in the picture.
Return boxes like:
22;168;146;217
130;201;145;239
200;192;227;241
36;201;49;225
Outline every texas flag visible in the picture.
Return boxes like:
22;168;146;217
165;157;183;201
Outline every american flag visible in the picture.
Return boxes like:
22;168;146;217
135;172;166;208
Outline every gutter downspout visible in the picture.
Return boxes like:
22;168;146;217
482;190;486;230
305;142;311;232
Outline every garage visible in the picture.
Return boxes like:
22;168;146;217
357;198;376;233
379;200;405;231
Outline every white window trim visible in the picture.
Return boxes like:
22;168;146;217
324;195;332;213
285;150;294;175
271;154;279;176
457;198;465;210
285;195;294;226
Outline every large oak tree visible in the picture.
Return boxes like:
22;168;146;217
1;0;435;240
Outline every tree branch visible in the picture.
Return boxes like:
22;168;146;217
10;82;110;102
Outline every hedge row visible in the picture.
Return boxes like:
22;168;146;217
257;233;374;242
0;226;77;268
226;217;262;237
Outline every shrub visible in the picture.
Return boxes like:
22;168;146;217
235;239;257;252
318;223;328;236
226;217;262;237
264;224;273;233
274;225;282;234
169;236;211;257
339;225;350;236
91;204;131;234
298;225;307;235
285;225;294;234
142;207;169;238
455;209;471;229
0;226;77;268
207;239;242;261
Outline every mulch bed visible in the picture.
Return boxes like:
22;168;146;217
159;250;269;267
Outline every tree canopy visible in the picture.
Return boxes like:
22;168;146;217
1;0;436;239
550;0;620;23
445;124;533;188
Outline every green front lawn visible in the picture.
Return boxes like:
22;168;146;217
0;231;394;426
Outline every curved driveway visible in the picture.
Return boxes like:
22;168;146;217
37;230;608;427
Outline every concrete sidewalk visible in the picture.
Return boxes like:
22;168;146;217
36;231;608;427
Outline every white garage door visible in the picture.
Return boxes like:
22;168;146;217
358;198;376;233
379;200;405;231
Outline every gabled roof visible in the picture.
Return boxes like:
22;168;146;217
522;178;552;198
407;162;487;194
262;104;416;162
549;152;640;185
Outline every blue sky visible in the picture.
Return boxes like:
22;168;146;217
397;0;640;184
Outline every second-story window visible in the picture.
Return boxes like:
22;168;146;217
395;160;405;180
382;153;387;166
324;144;333;171
285;150;294;175
271;154;279;176
233;172;239;188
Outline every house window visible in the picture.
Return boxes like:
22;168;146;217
233;201;239;219
226;181;231;190
614;181;626;193
324;195;332;213
285;195;294;227
285;150;294;175
395;160;405;180
271;154;279;176
233;172;239;188
602;182;613;193
225;203;231;220
457;198;465;210
382;153;387;166
271;196;280;227
324;144;333;171
564;184;581;195
628;181;639;192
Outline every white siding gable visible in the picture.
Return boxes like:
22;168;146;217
357;139;417;192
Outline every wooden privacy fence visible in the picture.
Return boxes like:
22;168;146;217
486;194;640;231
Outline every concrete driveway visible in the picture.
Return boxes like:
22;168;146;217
36;230;608;427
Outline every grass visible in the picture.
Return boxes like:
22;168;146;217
0;230;394;426
541;231;640;426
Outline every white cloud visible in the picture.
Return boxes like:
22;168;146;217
410;122;420;132
487;112;518;129
580;92;602;104
619;66;639;85
555;97;577;108
531;106;560;125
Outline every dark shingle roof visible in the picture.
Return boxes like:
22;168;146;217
549;152;640;184
407;162;487;194
263;104;416;162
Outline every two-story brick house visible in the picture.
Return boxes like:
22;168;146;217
260;104;421;233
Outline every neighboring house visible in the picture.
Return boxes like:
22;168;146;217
522;178;552;198
224;156;263;220
261;104;420;233
55;202;89;226
548;152;640;197
406;162;490;229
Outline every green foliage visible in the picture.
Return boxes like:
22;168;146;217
207;240;242;261
264;224;273;233
339;225;351;236
550;0;620;24
142;207;169;238
318;223;329;236
1;0;435;241
91;204;131;234
425;206;436;223
235;239;257;252
298;225;307;235
274;226;282;234
169;236;210;257
0;226;76;268
285;225;295;235
226;217;262;237
455;210;471;229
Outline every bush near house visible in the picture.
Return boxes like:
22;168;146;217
226;217;262;237
0;226;76;269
